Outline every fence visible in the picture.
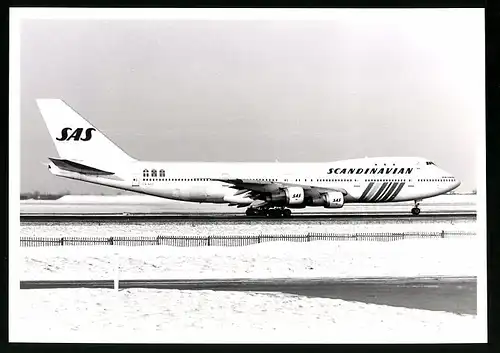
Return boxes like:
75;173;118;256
19;230;476;247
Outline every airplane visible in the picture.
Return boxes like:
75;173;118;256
36;99;461;217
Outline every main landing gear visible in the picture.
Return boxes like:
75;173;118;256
245;207;292;218
411;200;421;216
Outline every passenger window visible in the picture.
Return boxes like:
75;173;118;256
151;169;157;177
143;169;149;178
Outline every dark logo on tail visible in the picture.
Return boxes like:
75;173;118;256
56;128;96;141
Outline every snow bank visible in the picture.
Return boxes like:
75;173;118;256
11;288;482;343
20;217;476;238
55;195;175;204
20;237;480;280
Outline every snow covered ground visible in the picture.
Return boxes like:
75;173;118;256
11;288;483;343
14;218;485;343
20;237;480;280
14;193;484;343
20;217;476;239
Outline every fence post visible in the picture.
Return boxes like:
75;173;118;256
207;236;211;246
307;233;310;242
258;235;261;244
60;237;64;246
157;236;160;245
441;230;445;238
114;252;119;292
109;237;114;245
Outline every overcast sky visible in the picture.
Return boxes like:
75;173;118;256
17;9;484;194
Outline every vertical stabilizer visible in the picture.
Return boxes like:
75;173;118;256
36;99;136;169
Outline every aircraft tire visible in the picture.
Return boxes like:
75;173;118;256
246;208;257;216
411;207;421;216
283;209;292;217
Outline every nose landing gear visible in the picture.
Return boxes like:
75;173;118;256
411;200;421;216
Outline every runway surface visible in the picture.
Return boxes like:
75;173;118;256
20;211;476;222
20;276;476;315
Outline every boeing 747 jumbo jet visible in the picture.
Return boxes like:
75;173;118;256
36;99;461;217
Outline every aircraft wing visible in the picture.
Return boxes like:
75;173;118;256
212;178;348;200
213;178;281;193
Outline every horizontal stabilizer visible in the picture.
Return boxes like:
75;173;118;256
49;158;114;176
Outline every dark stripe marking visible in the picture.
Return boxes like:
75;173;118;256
387;183;405;201
374;182;394;202
373;182;393;202
358;182;374;202
380;182;400;202
369;182;388;202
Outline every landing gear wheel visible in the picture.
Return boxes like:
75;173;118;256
411;199;421;216
245;208;257;216
270;209;282;218
283;209;292;217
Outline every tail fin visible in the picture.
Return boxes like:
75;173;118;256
36;99;136;170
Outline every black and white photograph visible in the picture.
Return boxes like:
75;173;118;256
10;7;486;343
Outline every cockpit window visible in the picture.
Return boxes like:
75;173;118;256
426;161;435;165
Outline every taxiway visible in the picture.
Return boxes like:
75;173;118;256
20;276;476;315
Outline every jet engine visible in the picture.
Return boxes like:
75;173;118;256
322;191;344;208
267;186;305;205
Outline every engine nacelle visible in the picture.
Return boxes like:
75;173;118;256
284;186;305;205
322;191;344;208
268;186;305;206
